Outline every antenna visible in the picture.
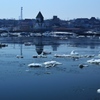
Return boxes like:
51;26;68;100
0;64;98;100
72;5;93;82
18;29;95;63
21;7;23;20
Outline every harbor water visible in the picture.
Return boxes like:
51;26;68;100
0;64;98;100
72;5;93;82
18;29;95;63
0;36;100;100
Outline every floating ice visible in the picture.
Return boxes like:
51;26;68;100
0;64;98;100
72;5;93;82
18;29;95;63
43;51;51;55
70;50;79;55
25;69;30;72
16;55;23;58
97;89;100;93
28;63;42;67
28;60;62;68
43;61;62;68
87;59;100;65
54;54;71;58
32;55;47;58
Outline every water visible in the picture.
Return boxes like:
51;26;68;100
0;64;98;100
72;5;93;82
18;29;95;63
0;36;100;100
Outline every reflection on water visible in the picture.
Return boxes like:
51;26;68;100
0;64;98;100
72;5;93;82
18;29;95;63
0;36;100;100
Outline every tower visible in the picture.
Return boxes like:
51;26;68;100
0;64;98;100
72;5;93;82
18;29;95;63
21;7;23;20
36;11;44;23
36;11;44;27
34;11;46;32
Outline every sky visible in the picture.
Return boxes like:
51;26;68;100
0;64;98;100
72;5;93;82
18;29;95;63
0;0;100;20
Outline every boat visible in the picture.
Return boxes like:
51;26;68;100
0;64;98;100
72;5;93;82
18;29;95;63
0;27;8;32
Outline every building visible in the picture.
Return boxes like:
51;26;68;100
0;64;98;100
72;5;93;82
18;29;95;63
52;16;60;27
33;11;45;32
13;19;33;32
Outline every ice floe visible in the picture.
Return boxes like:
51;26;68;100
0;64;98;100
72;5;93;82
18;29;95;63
43;51;51;55
87;58;100;65
28;63;42;67
54;50;95;59
70;50;79;56
16;55;23;58
28;61;62;68
97;89;100;93
43;61;62;68
54;54;71;58
32;55;47;58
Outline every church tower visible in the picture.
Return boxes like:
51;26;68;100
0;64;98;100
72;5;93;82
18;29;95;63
34;11;45;31
36;11;44;24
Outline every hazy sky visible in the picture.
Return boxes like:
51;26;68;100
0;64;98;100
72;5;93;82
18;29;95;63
0;0;100;20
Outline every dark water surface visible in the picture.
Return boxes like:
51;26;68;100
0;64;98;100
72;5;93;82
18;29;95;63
0;36;100;100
